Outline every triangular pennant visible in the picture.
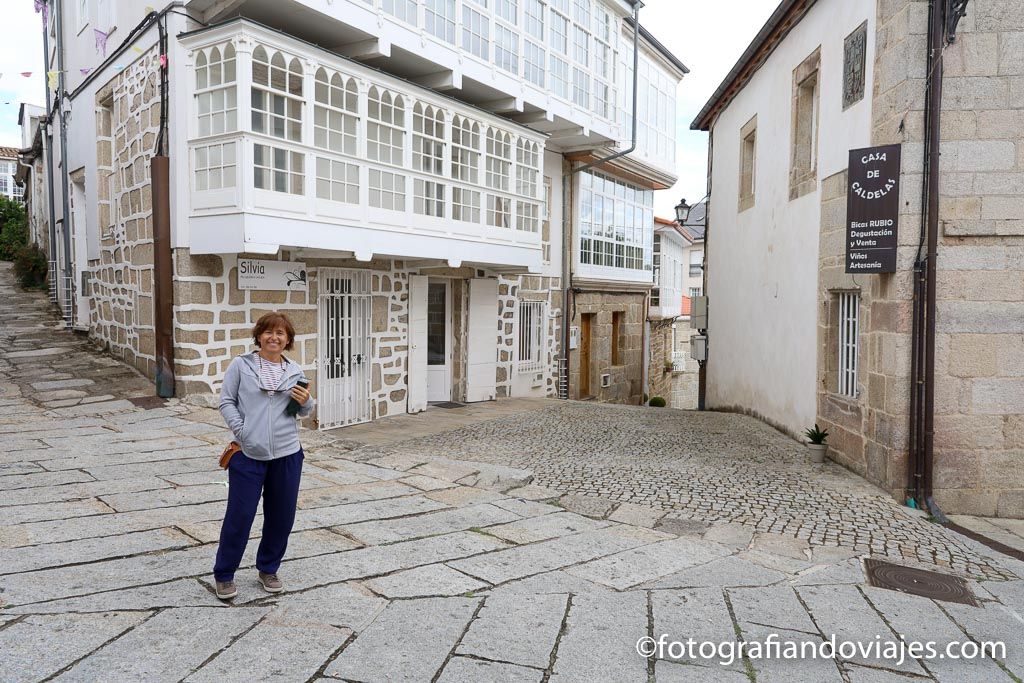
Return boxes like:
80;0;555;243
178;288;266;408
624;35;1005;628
94;28;109;58
21;72;33;77
159;54;168;68
47;70;58;89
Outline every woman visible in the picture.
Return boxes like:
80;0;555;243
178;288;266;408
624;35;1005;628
213;311;314;599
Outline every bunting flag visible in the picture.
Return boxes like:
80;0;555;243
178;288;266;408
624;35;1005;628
159;54;168;68
80;68;92;76
21;72;33;77
47;70;58;89
35;0;49;26
94;28;108;58
132;45;144;54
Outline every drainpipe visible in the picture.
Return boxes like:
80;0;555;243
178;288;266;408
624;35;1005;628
41;12;59;295
697;130;712;411
54;0;74;325
909;0;946;517
560;0;643;399
152;14;175;398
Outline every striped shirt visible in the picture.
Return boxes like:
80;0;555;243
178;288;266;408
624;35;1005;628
253;351;286;392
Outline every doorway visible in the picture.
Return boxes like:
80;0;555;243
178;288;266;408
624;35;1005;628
317;268;371;429
426;279;453;402
579;313;594;398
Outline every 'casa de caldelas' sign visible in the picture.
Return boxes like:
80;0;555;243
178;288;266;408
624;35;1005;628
845;144;901;274
237;259;308;291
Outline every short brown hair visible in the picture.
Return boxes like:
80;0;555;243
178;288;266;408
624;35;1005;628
252;311;296;351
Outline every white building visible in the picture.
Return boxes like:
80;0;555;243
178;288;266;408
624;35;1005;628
691;0;1024;516
0;147;23;202
35;0;684;427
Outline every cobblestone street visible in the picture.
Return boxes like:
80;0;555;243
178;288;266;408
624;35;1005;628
3;262;1024;682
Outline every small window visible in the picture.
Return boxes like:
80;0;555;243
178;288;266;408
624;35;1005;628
738;115;756;211
253;144;303;195
838;292;860;398
517;300;545;374
462;5;489;60
611;311;624;365
689;249;702;277
790;47;820;200
425;0;456;44
843;22;868;109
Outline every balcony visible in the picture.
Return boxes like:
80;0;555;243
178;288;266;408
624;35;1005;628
181;20;546;272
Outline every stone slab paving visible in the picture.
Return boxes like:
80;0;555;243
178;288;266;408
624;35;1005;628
3;260;1024;681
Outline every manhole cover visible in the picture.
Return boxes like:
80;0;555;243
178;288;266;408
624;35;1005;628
430;402;466;409
128;396;168;410
864;559;977;606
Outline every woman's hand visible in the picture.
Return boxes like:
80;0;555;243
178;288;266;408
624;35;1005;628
290;383;311;406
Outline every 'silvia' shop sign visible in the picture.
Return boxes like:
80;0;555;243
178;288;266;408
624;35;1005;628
237;259;308;291
846;144;901;274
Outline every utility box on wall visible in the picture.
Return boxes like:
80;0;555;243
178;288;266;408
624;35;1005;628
691;297;708;329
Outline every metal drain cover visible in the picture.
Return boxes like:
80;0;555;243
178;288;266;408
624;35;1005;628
430;402;466;409
128;396;168;410
864;559;977;606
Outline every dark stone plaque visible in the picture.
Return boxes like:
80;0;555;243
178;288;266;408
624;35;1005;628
845;144;901;274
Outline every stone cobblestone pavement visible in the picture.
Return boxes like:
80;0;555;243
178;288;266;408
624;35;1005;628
3;261;1024;682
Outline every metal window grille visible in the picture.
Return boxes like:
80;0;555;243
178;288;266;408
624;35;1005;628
517;300;545;374
838;292;859;398
317;268;372;429
48;260;58;303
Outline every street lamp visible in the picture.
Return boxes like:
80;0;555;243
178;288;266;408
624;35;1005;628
674;197;691;224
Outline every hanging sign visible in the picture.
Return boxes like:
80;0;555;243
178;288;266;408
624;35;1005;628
237;259;308;291
845;144;901;273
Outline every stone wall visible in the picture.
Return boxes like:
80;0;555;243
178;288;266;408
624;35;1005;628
172;252;562;425
172;251;412;422
819;0;1024;516
929;0;1024;516
87;51;161;379
496;274;562;399
568;290;646;404
647;318;699;410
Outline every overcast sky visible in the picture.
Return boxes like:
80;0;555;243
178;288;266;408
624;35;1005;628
0;0;775;214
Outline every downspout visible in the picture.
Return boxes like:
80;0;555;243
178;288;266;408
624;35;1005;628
560;0;643;398
54;0;74;325
152;14;175;398
698;130;713;411
41;10;59;297
909;0;946;517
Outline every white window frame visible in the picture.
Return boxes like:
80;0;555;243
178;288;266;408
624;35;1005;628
315;157;359;204
313;68;359;156
425;0;456;44
517;300;546;374
251;47;304;143
254;144;304;195
194;141;237;191
462;4;490;60
838;292;860;398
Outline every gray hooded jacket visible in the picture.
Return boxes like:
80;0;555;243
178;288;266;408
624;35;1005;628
219;353;316;461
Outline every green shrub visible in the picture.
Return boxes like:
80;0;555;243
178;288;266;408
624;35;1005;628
14;242;48;289
0;196;29;261
648;396;667;407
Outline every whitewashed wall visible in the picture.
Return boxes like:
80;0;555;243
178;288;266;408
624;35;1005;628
705;0;875;433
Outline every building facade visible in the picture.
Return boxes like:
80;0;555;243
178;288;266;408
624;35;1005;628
0;147;23;202
693;0;1024;516
34;0;684;428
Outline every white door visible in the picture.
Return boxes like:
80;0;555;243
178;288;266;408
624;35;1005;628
466;278;498;402
407;275;428;413
426;280;453;402
317;268;371;429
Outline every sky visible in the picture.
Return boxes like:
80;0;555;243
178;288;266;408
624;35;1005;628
0;0;777;213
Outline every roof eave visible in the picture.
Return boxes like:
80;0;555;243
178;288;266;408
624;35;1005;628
690;0;817;131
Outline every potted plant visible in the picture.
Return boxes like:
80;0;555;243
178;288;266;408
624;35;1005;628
663;359;674;373
803;424;829;463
